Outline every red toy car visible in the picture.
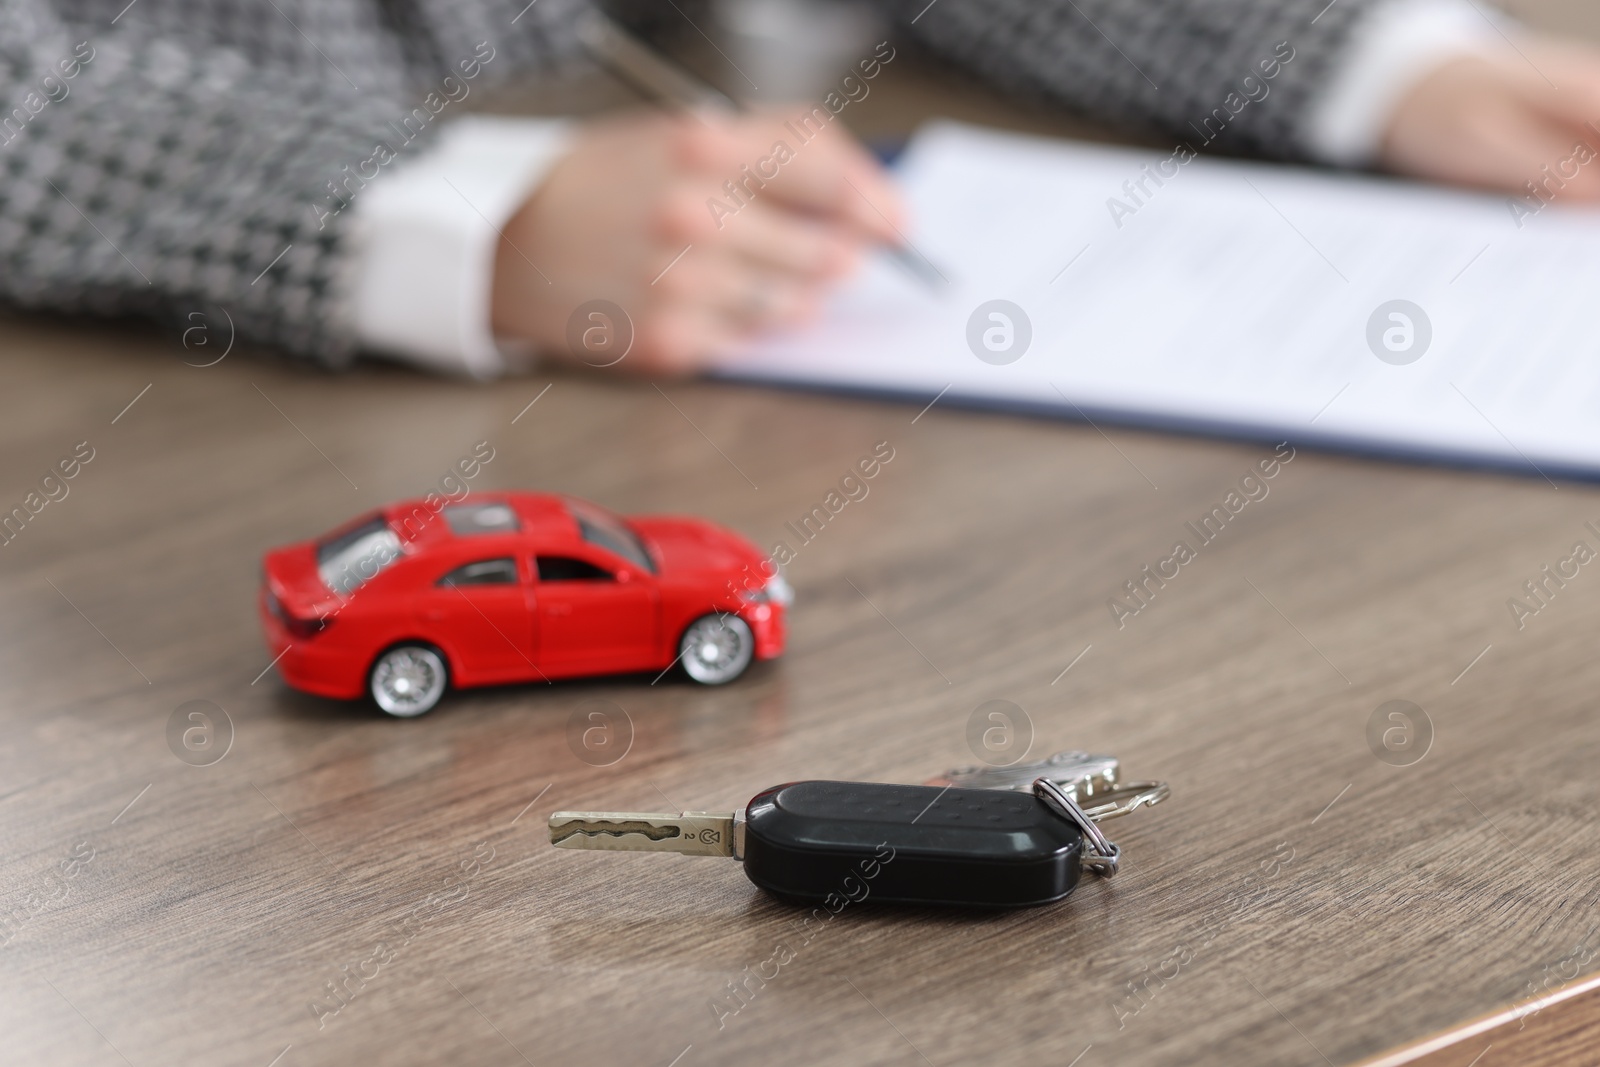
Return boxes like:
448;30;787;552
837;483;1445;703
259;493;791;716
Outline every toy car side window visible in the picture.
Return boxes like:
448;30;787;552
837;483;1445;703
535;555;613;582
437;557;519;587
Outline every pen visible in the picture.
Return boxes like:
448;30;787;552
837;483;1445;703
577;13;946;290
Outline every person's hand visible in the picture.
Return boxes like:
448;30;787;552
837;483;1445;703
1381;38;1600;200
491;109;903;375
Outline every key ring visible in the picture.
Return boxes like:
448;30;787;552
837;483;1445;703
1034;776;1122;877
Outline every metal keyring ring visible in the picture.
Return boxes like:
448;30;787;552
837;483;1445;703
1034;776;1120;877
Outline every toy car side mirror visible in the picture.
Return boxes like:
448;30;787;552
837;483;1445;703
615;568;632;583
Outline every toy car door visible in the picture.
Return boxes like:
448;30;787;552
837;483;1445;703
531;553;657;674
414;556;534;684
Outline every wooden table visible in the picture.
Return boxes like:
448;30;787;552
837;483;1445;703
6;9;1600;1066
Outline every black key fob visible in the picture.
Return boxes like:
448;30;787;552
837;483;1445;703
740;780;1083;907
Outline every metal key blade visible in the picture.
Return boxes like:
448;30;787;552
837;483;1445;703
548;811;738;857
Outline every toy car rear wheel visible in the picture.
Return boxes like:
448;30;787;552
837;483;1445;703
679;614;755;685
369;644;449;717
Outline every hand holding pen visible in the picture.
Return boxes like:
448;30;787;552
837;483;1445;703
489;14;926;377
491;107;908;375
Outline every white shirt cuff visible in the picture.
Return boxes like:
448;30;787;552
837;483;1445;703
1302;0;1510;166
349;115;574;379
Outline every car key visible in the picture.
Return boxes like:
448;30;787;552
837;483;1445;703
550;777;1149;907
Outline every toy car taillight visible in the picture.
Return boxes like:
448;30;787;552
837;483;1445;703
268;590;331;638
283;613;332;639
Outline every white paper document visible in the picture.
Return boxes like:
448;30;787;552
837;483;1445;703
720;121;1600;479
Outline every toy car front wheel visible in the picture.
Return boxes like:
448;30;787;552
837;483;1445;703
679;614;755;685
369;644;449;717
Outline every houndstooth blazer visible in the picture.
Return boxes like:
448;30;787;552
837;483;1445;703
0;0;1380;365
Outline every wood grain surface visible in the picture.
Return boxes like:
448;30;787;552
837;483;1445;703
5;5;1600;1065
1356;971;1600;1066
6;312;1600;1067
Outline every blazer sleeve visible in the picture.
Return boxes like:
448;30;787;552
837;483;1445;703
891;0;1390;160
0;0;583;366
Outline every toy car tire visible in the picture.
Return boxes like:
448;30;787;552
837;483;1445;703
368;644;449;717
679;614;755;685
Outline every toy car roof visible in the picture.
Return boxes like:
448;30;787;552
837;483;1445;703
379;492;581;549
